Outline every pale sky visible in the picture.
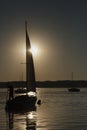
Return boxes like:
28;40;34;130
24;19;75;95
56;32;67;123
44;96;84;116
0;0;87;81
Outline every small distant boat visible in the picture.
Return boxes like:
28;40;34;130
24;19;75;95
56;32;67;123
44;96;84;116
5;21;37;112
68;88;80;92
68;72;80;92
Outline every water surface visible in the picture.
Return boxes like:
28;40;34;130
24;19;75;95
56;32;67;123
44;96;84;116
0;88;87;130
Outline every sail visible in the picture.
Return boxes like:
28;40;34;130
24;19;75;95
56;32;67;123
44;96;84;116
25;21;36;92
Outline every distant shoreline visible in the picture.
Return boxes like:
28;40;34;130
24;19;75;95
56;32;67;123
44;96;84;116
0;80;87;88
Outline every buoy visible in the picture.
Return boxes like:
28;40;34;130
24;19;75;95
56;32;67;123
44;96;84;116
37;100;41;105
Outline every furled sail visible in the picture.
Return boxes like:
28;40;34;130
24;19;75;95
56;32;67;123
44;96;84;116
25;21;36;92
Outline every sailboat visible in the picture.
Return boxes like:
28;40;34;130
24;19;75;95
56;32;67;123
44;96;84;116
5;21;37;112
68;72;80;92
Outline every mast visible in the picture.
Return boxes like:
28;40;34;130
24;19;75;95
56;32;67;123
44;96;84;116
25;21;36;92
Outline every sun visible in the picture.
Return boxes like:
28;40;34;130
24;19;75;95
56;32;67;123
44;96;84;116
22;44;39;57
30;45;38;56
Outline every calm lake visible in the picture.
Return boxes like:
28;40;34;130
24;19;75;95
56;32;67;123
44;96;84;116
0;88;87;130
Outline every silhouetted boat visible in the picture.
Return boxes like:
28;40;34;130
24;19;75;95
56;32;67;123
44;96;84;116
68;88;80;92
68;72;80;92
5;21;37;112
6;94;37;112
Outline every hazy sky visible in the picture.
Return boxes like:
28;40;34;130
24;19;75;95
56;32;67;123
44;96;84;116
0;0;87;81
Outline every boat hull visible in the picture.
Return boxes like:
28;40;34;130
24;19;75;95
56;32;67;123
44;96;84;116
5;95;37;112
